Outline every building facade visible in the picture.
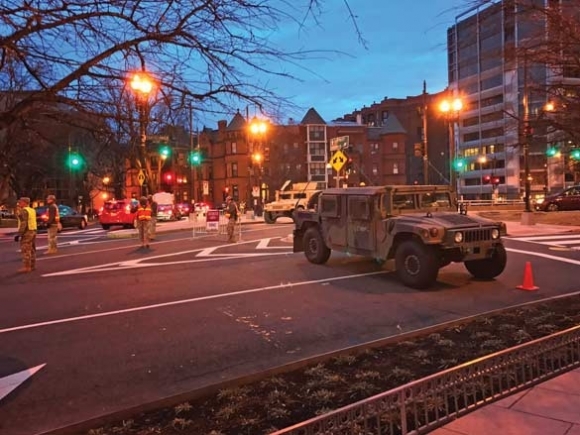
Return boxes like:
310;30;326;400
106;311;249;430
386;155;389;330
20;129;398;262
447;0;580;201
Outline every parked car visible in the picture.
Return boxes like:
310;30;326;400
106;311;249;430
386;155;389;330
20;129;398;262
36;204;88;230
193;202;211;214
99;199;138;230
177;202;191;216
536;186;580;212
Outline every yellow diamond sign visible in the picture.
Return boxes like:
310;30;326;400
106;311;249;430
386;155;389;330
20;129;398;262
137;170;146;186
330;150;347;172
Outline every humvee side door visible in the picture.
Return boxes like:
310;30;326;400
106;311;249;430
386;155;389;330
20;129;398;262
320;194;346;247
346;195;375;253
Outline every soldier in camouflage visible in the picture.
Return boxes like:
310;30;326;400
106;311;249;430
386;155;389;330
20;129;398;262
14;197;37;273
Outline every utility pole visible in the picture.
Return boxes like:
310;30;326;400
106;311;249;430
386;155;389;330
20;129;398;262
422;80;429;185
189;102;194;205
521;52;535;225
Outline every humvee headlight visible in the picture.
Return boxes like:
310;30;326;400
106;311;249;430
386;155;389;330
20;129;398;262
454;232;463;243
429;227;439;237
420;229;429;238
491;228;500;239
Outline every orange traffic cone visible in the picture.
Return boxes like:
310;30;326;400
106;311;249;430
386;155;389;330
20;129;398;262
517;261;539;291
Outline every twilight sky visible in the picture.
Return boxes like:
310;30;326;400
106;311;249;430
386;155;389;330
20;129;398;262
252;0;470;124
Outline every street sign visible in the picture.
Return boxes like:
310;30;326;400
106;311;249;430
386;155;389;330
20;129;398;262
330;150;347;172
330;136;349;152
206;209;220;231
137;170;146;186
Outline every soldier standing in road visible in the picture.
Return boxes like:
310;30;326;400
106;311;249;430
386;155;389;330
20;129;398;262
147;194;158;240
14;197;37;273
136;196;152;248
225;196;239;243
45;194;60;254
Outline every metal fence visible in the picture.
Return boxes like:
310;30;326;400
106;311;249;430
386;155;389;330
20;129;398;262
273;325;580;435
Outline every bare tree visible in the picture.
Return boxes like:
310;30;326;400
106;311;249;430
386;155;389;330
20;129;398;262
0;0;363;196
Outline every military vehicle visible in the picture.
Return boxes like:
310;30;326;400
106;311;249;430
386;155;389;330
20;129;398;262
293;184;507;289
263;180;324;224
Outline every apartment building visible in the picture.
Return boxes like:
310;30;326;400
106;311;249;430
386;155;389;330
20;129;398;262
447;0;579;200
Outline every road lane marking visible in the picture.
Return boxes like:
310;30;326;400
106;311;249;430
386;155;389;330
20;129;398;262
256;237;290;249
0;364;46;401
509;234;580;242
506;247;580;266
0;271;388;335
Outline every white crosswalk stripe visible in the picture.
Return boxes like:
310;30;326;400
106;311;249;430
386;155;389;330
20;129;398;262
509;234;580;250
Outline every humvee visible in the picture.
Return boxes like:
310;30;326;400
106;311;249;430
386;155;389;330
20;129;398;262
263;180;323;224
293;184;507;289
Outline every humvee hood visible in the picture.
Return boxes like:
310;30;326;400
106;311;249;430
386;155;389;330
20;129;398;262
391;212;500;228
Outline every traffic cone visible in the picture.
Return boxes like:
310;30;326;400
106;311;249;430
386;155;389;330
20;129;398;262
517;261;539;291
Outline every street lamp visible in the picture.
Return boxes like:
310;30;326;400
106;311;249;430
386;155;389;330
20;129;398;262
249;117;268;215
129;71;154;195
439;96;463;193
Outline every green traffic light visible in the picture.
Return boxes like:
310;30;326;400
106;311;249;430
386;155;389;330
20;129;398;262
571;149;580;160
67;153;83;169
160;145;171;158
546;147;558;157
453;158;465;171
190;152;201;165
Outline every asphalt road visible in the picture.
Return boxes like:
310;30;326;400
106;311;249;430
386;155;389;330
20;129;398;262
1;223;580;434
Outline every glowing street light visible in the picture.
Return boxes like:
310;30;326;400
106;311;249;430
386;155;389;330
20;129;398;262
439;96;464;193
129;71;154;195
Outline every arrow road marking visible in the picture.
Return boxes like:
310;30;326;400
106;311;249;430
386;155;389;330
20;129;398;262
0;364;46;402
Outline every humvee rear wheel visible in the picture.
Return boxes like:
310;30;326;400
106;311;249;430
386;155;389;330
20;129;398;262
264;211;276;224
395;240;439;289
303;227;331;264
464;244;507;280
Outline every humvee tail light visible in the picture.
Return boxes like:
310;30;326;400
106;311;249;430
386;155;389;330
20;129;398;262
491;229;500;239
429;228;439;237
454;232;463;243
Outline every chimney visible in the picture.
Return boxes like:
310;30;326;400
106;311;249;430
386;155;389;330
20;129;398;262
217;120;227;131
356;113;362;125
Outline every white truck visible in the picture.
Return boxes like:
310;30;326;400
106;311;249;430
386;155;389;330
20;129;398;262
152;192;182;221
263;180;324;224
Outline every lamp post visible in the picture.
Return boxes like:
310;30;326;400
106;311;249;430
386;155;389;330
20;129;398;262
249;117;268;216
129;72;153;196
439;96;463;193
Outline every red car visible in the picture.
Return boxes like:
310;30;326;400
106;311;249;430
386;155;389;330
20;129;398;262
99;199;138;230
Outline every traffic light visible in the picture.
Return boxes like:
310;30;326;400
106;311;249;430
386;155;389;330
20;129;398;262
571;149;580;160
345;157;353;173
67;152;84;170
546;146;558;157
159;145;171;159
163;172;173;183
453;158;466;171
190;151;201;165
492;177;500;187
483;175;491;184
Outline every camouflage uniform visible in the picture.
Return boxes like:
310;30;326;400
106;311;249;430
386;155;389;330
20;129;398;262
16;197;37;273
147;195;158;240
225;197;238;242
46;195;59;254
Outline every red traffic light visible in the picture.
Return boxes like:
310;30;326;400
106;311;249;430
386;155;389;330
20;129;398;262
164;173;173;183
483;175;491;184
493;177;500;185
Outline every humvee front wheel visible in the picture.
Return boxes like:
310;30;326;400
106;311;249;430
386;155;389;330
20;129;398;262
395;240;439;289
264;211;276;224
464;244;507;280
303;227;331;264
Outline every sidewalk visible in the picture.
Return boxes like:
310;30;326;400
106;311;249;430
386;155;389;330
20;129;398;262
433;368;580;435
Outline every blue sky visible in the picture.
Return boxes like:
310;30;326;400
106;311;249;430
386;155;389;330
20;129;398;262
258;0;469;123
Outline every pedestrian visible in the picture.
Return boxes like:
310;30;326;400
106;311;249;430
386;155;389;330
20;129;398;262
147;194;158;240
14;197;37;273
225;196;239;243
136;196;152;248
45;194;60;254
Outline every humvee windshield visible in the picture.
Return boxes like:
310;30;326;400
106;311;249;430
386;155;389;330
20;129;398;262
279;192;308;200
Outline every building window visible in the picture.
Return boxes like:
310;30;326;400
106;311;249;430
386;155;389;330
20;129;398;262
232;184;239;200
393;163;399;174
370;143;379;152
293;142;299;149
308;125;325;141
372;164;378;176
393;142;398;149
231;162;238;178
283;143;289;154
309;142;325;156
231;142;237;154
310;162;326;177
296;163;302;171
